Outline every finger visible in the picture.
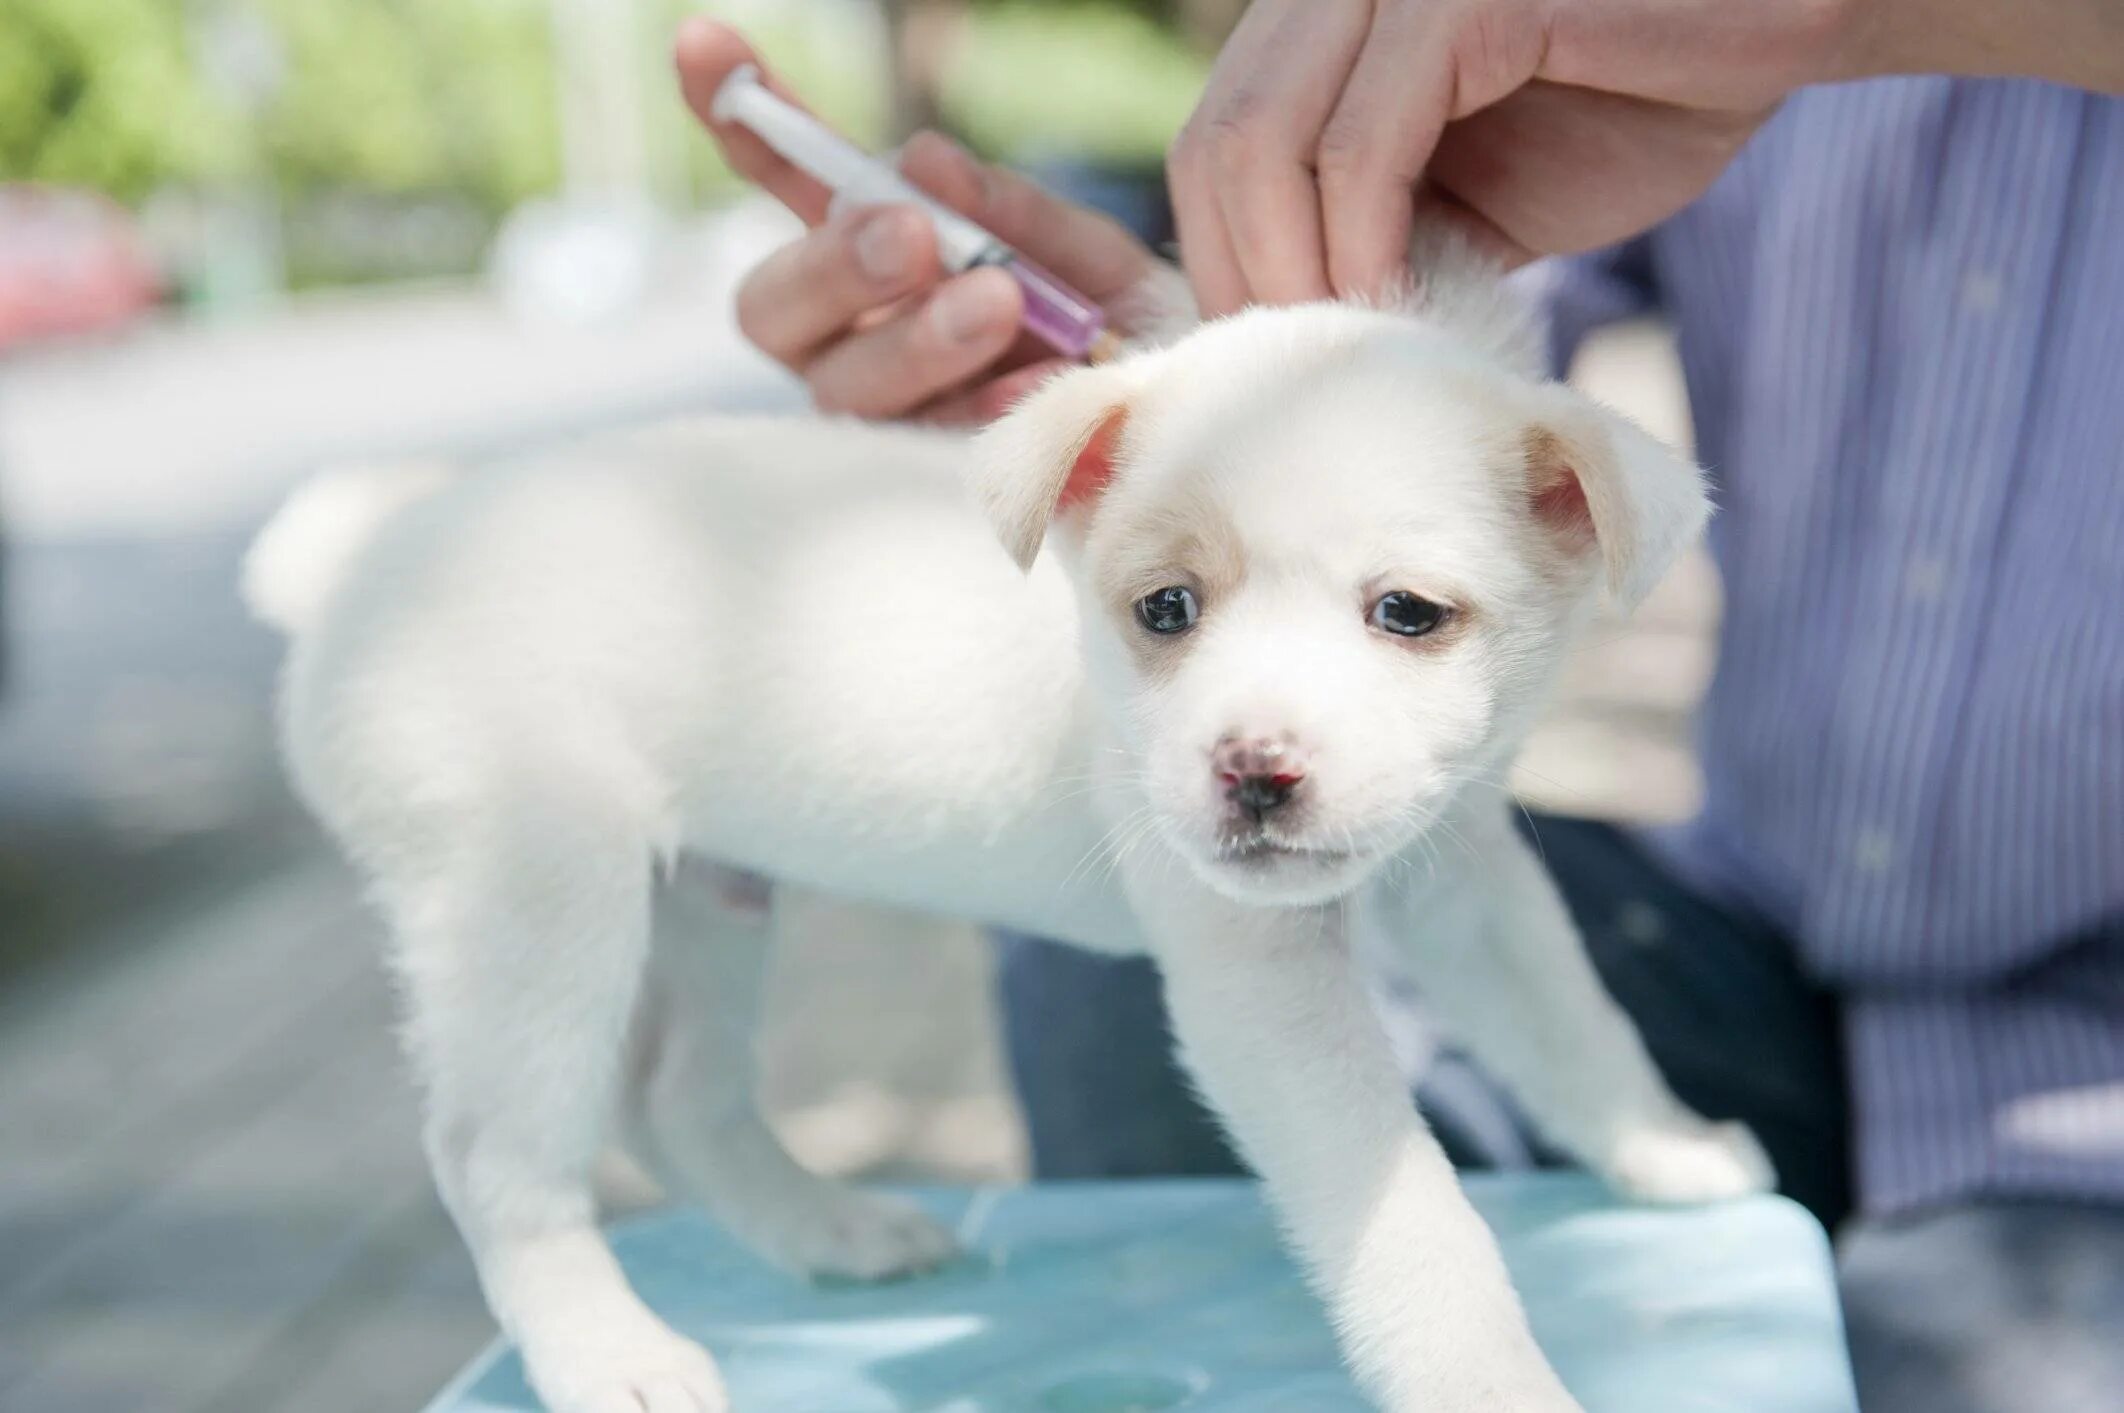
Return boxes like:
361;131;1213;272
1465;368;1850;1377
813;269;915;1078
1171;1;1370;311
1206;3;1369;306
1209;122;1332;309
917;358;1073;428
735;205;943;367
1319;2;1545;297
896;132;1154;302
673;17;833;224
1412;187;1536;269
1167;2;1288;316
1167;139;1248;318
805;267;1025;419
1316;13;1453;299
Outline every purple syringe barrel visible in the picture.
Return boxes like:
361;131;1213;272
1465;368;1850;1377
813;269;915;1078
974;250;1109;362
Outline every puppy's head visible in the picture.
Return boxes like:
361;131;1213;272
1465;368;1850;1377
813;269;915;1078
972;285;1705;907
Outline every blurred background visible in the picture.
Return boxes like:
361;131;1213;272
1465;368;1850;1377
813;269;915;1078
0;2;1710;1409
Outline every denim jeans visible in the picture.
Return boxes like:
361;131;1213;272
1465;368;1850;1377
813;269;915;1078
993;814;2124;1413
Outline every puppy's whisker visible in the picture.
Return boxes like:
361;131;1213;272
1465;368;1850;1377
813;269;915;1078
1062;798;1169;900
1056;807;1148;897
1106;809;1169;887
1500;762;1588;803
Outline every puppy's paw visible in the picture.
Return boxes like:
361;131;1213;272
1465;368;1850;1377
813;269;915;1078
532;1319;728;1413
748;1186;961;1283
1604;1118;1776;1205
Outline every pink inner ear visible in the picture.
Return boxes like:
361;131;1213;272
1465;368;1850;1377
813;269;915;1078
1057;407;1128;512
1526;424;1598;552
1532;470;1596;545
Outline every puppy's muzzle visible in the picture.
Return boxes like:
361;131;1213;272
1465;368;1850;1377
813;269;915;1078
1215;735;1306;825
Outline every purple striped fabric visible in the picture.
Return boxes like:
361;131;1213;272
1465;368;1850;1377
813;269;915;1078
1527;78;2124;1214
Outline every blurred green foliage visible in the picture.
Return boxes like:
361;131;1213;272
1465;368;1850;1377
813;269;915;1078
0;0;1205;284
0;0;562;209
947;1;1207;164
0;0;243;200
253;0;561;214
0;0;917;211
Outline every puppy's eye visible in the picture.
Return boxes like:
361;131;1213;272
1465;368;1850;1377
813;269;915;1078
1136;585;1199;635
1370;591;1449;638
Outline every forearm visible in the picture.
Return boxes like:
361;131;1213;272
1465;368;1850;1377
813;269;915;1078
1844;0;2124;92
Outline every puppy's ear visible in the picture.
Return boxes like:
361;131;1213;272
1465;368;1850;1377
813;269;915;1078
969;361;1144;571
1521;387;1709;611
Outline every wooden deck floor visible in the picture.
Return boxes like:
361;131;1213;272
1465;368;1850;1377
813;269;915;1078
0;839;493;1413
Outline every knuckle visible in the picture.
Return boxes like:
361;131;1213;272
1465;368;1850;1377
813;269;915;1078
898;127;955;170
812;345;940;421
1168;123;1208;179
734;229;868;358
800;219;863;284
1164;140;1200;194
731;276;779;348
807;380;870;418
1202;115;1263;172
908;340;987;395
907;128;994;210
1176;95;1266;174
1314;115;1377;178
1451;6;1549;102
1782;0;1861;67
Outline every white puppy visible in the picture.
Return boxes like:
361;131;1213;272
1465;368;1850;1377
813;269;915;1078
247;250;1769;1413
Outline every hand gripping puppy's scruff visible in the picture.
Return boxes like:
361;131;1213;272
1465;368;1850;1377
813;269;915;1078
247;245;1771;1413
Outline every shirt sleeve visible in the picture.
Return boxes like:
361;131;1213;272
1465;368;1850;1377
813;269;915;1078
1507;237;1663;381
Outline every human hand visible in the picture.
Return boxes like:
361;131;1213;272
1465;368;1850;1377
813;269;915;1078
675;19;1160;424
1167;0;1881;314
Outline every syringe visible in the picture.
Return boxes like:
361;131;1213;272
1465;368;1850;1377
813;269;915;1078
711;65;1122;364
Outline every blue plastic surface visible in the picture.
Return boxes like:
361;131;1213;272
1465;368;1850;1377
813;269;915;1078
425;1175;1857;1412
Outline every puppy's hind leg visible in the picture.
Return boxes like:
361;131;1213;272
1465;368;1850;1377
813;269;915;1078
389;787;725;1413
625;860;958;1281
1364;809;1773;1205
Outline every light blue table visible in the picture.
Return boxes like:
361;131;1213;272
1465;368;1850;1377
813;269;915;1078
426;1175;1857;1412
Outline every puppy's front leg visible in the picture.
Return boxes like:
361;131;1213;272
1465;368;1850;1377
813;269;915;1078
1130;866;1581;1413
1361;804;1773;1204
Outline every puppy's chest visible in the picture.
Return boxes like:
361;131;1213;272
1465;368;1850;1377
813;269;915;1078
668;724;1141;948
1349;865;1490;980
671;671;1114;856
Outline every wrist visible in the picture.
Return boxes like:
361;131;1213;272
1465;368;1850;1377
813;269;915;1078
1833;0;2124;90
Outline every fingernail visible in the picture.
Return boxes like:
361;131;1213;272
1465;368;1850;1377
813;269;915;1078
674;15;714;57
976;361;1069;421
855;211;914;282
936;135;994;211
931;274;1012;346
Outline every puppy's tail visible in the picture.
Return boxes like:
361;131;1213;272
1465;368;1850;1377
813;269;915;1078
243;459;452;636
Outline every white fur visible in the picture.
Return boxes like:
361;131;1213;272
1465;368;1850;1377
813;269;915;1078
248;258;1767;1413
243;458;454;634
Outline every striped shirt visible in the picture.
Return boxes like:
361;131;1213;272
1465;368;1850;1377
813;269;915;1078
1532;78;2124;1214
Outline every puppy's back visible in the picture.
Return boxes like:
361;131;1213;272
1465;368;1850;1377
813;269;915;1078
254;414;1088;878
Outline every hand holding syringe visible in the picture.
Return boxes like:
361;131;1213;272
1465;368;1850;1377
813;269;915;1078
677;20;1160;422
715;66;1123;365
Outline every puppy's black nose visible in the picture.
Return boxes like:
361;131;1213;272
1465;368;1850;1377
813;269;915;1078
1214;736;1306;823
1229;771;1299;822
